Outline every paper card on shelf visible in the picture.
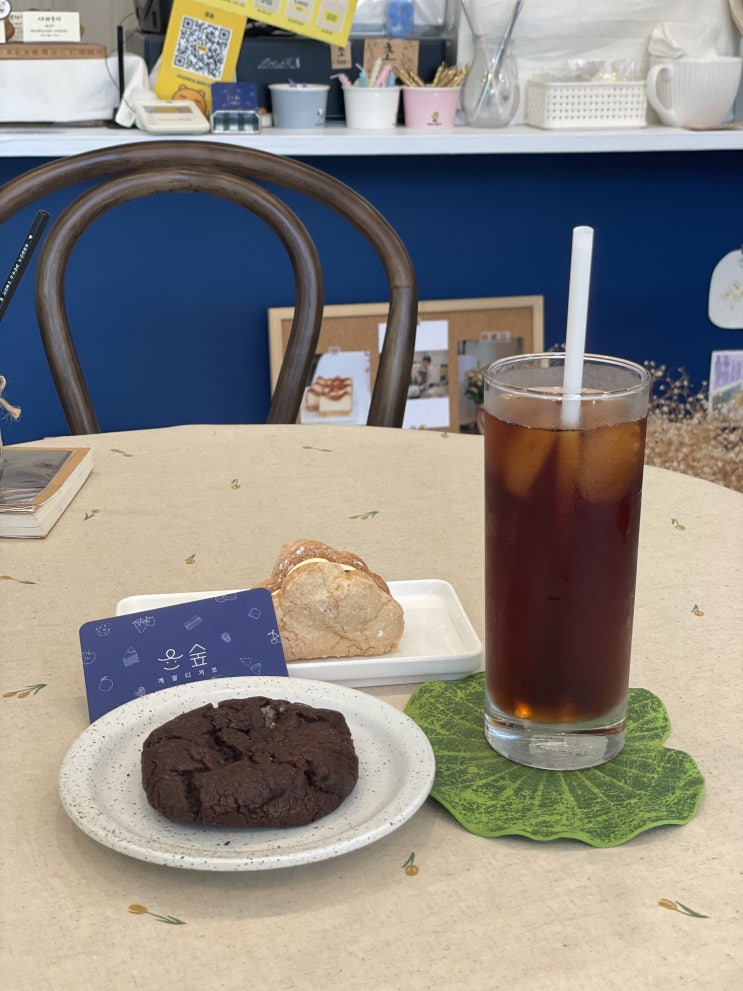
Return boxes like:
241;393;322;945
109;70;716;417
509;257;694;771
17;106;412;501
154;0;250;116
79;588;288;723
8;11;81;43
362;38;420;76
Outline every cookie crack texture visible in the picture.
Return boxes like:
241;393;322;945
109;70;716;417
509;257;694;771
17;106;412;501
253;539;404;661
141;697;359;827
270;559;404;661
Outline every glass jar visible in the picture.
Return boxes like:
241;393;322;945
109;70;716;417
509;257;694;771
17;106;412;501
462;35;519;128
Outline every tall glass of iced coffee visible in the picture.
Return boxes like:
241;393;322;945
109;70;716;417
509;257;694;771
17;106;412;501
483;353;651;770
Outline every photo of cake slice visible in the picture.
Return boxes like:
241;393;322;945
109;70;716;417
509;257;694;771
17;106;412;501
255;539;404;661
304;376;354;417
304;382;322;413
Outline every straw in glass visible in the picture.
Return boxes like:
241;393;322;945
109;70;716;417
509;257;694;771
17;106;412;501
561;225;594;428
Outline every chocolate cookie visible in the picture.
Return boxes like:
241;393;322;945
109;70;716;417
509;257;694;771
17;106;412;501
141;696;359;827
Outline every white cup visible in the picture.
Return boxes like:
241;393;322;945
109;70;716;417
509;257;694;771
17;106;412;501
646;57;742;129
343;86;401;129
269;84;329;129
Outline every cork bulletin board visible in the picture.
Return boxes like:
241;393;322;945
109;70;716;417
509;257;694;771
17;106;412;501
268;296;544;430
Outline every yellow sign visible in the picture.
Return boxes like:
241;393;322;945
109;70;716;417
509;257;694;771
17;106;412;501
155;0;250;116
156;0;360;114
246;0;357;47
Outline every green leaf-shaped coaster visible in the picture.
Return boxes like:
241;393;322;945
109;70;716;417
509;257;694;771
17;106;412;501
404;674;705;847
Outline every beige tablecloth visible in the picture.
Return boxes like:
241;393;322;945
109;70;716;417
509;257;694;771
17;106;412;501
2;425;741;990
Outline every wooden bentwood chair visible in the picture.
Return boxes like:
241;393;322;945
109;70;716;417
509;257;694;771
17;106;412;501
0;140;418;432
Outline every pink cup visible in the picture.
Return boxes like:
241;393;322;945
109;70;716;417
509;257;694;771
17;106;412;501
402;86;460;128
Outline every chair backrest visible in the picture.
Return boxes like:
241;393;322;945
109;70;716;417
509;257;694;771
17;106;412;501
0;140;418;432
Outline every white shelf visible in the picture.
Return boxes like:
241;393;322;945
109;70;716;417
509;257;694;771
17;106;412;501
0;122;741;157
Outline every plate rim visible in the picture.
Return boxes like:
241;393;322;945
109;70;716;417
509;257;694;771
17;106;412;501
59;676;436;872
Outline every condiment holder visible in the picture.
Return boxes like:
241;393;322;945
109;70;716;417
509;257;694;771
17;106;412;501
269;83;329;129
398;62;467;129
402;86;461;128
343;87;401;129
337;60;400;129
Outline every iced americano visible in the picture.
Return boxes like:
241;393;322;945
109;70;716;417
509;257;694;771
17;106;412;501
483;355;650;769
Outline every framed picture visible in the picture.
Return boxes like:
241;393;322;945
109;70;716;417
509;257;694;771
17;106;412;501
268;296;544;430
709;349;743;415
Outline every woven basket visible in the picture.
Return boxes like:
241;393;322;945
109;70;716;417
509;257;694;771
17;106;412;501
525;80;647;129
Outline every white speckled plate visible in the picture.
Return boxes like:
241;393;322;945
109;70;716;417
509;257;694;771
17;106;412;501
59;677;435;871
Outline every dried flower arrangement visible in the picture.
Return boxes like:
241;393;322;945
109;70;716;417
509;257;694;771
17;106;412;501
643;362;742;493
472;348;741;492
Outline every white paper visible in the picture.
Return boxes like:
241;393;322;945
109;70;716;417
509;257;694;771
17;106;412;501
380;319;451;428
456;0;739;124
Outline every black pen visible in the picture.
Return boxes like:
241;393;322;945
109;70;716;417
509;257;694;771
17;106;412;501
0;209;51;324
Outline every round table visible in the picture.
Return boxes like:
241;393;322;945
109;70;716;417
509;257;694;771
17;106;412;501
2;424;741;990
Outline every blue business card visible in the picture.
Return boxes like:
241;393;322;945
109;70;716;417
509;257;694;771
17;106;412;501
79;589;288;722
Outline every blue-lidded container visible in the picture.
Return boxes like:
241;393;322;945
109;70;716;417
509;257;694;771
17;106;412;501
386;0;415;39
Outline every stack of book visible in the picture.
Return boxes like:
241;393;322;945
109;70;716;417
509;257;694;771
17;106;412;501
0;446;93;538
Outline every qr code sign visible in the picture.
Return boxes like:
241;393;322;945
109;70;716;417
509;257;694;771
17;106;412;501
174;17;232;80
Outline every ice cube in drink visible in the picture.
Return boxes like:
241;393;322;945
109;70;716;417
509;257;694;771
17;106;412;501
576;418;645;503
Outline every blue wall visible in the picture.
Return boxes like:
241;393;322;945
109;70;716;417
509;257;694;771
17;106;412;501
0;149;740;443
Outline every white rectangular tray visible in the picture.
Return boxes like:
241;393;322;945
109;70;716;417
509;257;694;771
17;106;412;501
116;579;482;688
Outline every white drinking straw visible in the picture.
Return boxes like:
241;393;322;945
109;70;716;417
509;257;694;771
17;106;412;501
561;225;594;428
